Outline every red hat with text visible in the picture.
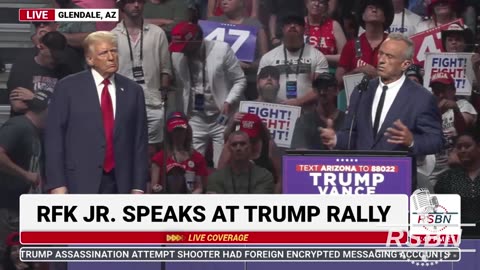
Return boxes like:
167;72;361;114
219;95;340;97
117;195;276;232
167;115;188;132
429;72;455;86
169;21;201;53
239;113;263;139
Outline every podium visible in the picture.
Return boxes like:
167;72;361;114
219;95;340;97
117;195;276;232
283;150;415;195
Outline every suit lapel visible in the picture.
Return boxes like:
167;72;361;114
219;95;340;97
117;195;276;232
86;71;105;134
373;79;410;144
113;76;126;140
205;42;215;94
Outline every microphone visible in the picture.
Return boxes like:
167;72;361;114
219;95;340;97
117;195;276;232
431;196;439;212
347;75;370;150
430;196;439;229
412;188;433;213
357;75;370;94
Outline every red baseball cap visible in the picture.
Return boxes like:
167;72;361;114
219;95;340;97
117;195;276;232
5;232;20;247
167;117;188;132
169;21;201;53
239;113;263;139
429;72;455;87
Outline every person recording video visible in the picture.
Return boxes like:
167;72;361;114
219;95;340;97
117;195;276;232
320;33;443;156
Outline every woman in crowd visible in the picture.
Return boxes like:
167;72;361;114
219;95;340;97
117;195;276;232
417;0;459;32
218;113;282;193
208;0;258;18
210;0;268;100
435;131;480;235
151;112;208;194
441;22;475;53
304;0;346;67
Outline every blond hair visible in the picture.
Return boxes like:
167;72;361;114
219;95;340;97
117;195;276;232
82;31;117;54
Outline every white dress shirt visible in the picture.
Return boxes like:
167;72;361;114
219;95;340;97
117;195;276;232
371;75;406;130
91;68;117;118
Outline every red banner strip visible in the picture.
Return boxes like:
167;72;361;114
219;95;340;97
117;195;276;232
21;231;406;244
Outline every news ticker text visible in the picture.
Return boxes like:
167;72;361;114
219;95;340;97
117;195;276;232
20;247;460;262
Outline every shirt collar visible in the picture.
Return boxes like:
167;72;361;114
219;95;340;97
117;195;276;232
115;20;149;34
91;68;115;87
380;74;406;90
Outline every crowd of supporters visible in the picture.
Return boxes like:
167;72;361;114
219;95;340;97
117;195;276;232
1;0;480;268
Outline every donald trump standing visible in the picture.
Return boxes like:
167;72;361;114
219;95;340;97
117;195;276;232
44;31;149;194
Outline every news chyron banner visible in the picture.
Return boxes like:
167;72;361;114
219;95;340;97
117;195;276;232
18;8;119;22
20;195;408;245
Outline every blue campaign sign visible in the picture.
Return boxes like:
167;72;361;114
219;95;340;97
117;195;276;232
198;20;258;62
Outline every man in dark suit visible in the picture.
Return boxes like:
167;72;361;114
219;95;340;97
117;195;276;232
321;33;443;156
44;31;149;194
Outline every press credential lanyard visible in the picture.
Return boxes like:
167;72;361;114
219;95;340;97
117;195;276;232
283;45;305;79
124;21;143;65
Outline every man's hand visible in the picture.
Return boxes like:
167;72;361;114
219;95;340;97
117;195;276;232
9;87;34;101
281;99;301;106
438;99;458;113
25;172;40;186
131;190;144;194
318;119;336;149
356;64;378;78
233;112;245;123
222;102;231;115
385;119;414;147
50;186;68;194
271;38;281;47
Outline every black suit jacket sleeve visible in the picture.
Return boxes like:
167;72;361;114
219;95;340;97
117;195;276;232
410;93;444;156
44;79;69;191
132;84;149;192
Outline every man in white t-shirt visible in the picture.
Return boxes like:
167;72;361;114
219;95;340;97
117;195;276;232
258;15;329;109
428;71;477;188
358;0;421;37
390;0;422;36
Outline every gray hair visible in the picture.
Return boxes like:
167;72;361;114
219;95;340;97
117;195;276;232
387;33;414;60
82;31;117;54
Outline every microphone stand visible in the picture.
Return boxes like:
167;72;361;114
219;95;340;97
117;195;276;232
161;87;169;195
160;87;168;270
347;76;369;150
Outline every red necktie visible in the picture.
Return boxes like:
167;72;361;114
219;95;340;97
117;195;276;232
101;79;115;172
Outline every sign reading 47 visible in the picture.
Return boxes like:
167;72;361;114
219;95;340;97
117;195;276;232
198;20;258;62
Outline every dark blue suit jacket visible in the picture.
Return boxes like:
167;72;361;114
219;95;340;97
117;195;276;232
337;78;444;155
44;70;149;193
